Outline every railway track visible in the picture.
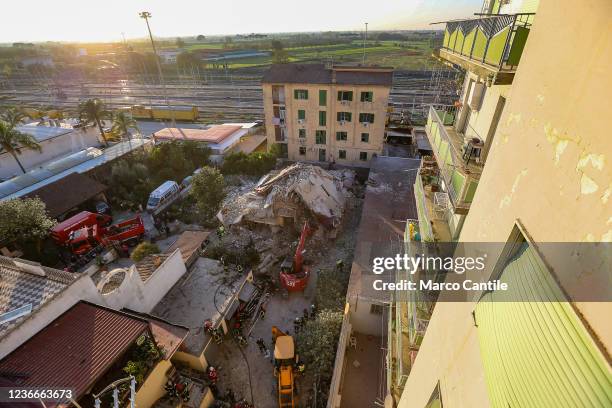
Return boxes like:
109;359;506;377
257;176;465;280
0;68;459;122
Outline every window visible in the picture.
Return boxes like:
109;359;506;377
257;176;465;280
359;113;375;123
360;91;373;102
338;150;347;159
319;111;327;126
337;90;353;102
370;303;383;314
318;148;326;162
361;133;369;143
299;146;306;156
298;128;306;138
319;90;327;106
294;89;308;100
336;131;347;141
337;112;352;122
315;130;326;144
298;109;306;120
359;152;368;161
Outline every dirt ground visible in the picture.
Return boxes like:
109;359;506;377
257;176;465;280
209;187;364;408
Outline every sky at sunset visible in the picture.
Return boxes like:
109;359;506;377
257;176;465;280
1;0;481;43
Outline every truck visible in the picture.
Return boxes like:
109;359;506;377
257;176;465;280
272;326;298;408
51;211;112;245
67;215;145;256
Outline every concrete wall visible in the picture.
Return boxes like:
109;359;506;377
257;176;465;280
263;82;390;166
398;0;612;406
135;359;173;408
0;274;103;359
347;295;386;336
101;249;187;313
0;127;101;179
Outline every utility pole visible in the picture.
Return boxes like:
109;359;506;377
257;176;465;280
139;11;176;128
362;22;368;65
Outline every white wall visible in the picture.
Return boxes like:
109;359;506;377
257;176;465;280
101;249;187;313
0;127;101;179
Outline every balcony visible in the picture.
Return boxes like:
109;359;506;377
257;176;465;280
439;13;534;84
424;106;482;215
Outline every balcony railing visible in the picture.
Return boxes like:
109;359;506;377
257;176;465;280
425;106;480;214
440;13;534;72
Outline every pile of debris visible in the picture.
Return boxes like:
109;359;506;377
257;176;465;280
217;163;350;229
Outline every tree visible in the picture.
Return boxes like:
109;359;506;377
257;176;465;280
295;310;343;382
196;35;206;41
190;166;226;220
0;119;41;174
176;51;201;69
131;242;160;262
175;37;185;48
79;98;109;146
111;111;139;141
221;151;276;176
0;106;26;127
0;198;55;248
271;40;288;64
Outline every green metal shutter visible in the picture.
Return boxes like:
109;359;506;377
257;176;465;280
475;243;612;408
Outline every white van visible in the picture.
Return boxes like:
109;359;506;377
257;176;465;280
146;181;181;212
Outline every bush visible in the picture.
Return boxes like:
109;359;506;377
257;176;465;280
131;242;160;262
221;151;277;176
0;198;55;249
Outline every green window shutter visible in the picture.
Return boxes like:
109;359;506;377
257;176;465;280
336;132;347;141
337;91;342;101
475;243;612;408
298;110;305;120
346;112;352;122
319;90;327;106
347;91;353;101
316;130;326;144
304;90;308;99
319;111;326;126
360;91;373;102
294;90;299;99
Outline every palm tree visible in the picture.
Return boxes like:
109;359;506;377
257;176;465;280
111;111;140;148
0;107;26;127
78;98;109;146
0;120;41;174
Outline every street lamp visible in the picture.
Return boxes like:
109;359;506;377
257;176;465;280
139;11;176;127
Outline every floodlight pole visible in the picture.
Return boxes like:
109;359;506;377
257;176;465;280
139;11;176;127
362;22;368;65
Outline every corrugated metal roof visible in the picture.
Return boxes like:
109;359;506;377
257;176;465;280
0;256;78;339
16;124;73;143
0;302;149;400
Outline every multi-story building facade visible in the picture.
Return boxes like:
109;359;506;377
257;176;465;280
262;64;393;167
382;0;612;407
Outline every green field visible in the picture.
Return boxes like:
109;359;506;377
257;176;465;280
179;39;443;70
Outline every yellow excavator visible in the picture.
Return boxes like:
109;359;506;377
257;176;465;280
272;326;299;408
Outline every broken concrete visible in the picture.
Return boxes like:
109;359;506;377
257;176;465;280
218;163;350;229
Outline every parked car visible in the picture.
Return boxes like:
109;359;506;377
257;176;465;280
146;181;181;213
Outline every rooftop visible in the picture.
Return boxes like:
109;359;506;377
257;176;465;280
0;302;149;400
347;156;421;302
16;123;73;143
24;172;107;218
165;230;212;265
0;256;78;339
262;63;394;86
152;257;244;355
153;125;243;143
0;138;151;200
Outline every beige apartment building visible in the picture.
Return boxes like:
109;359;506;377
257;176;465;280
262;64;392;166
384;0;612;407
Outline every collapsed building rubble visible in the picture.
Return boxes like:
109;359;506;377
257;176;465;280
218;163;350;229
214;164;358;280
